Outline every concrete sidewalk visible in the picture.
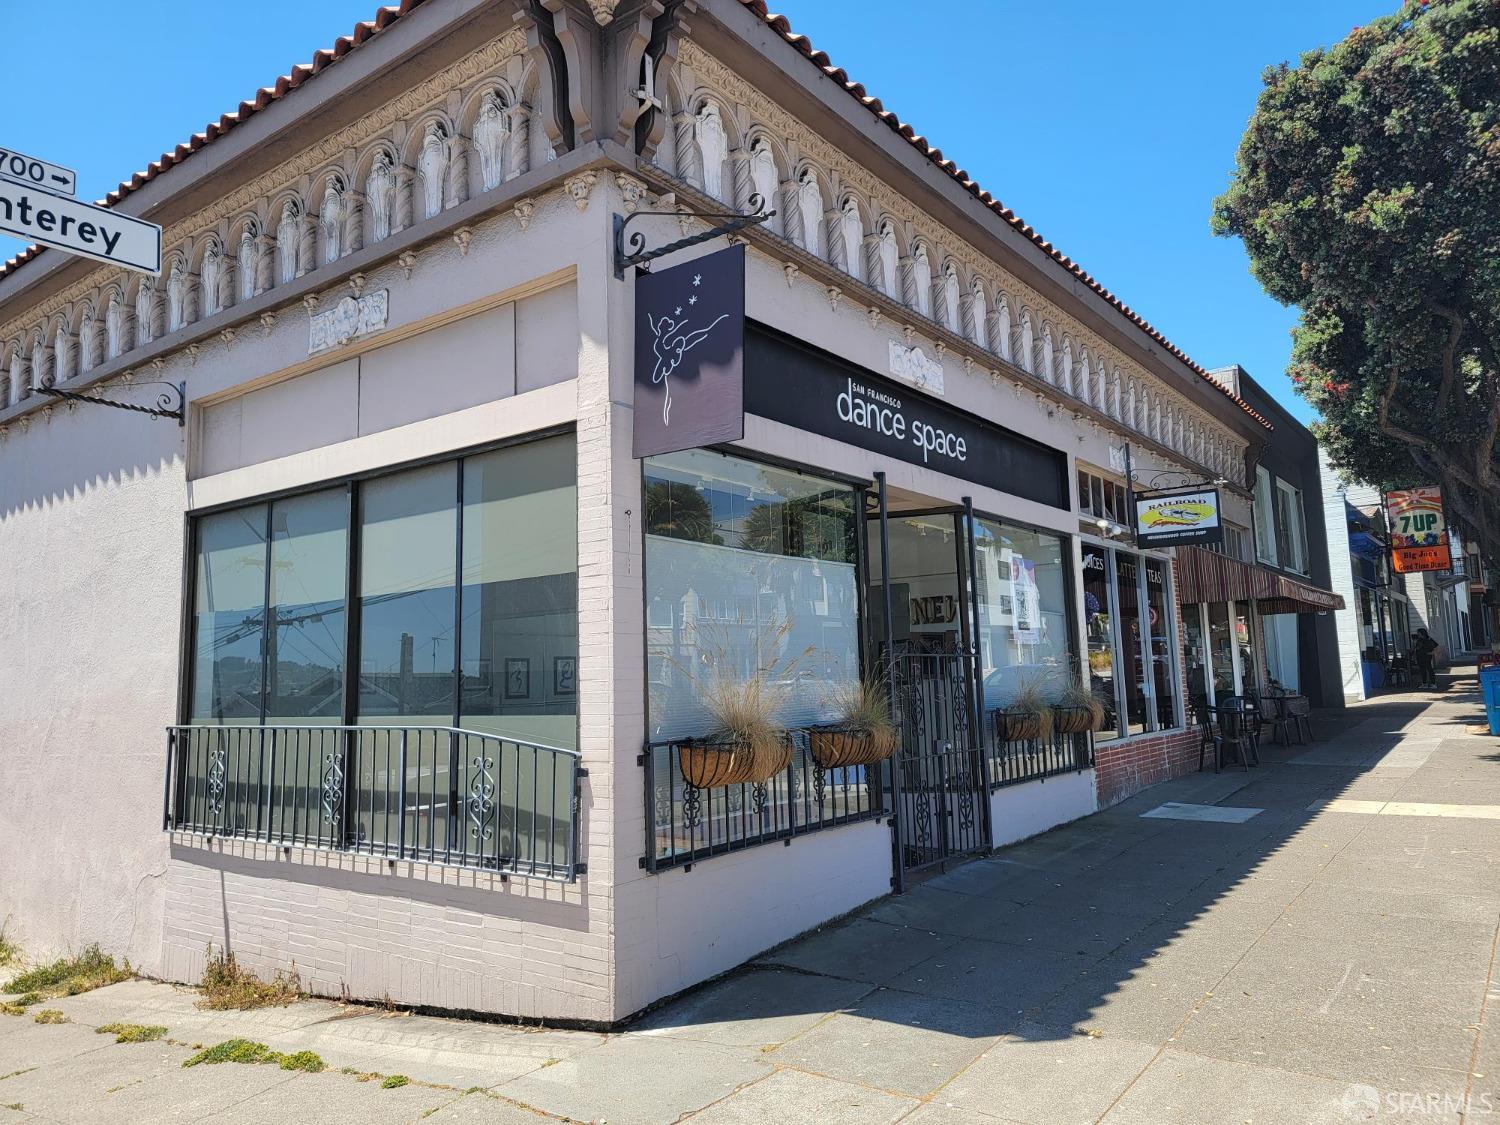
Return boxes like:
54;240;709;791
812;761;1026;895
3;674;1498;1124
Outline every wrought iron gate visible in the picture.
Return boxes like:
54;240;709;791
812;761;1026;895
889;649;989;876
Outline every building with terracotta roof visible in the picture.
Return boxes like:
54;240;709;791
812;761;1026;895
0;0;1338;1024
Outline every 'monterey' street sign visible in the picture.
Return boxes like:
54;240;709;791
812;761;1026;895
0;147;77;196
0;148;161;276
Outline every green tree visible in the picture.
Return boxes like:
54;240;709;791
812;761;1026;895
1212;0;1500;560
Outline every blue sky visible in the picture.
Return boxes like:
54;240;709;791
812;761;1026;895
0;0;1390;423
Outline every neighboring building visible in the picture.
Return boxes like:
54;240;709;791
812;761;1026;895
0;0;1335;1025
1319;449;1482;700
1168;365;1344;712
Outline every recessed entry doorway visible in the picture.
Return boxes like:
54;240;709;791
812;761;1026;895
865;483;1076;878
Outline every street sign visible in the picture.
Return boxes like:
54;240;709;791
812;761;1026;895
0;146;76;196
0;179;160;275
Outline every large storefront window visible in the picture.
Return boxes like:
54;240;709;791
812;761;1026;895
972;519;1071;701
644;449;859;741
1145;558;1176;729
187;434;578;748
1116;553;1148;736
1081;544;1181;741
1081;546;1118;734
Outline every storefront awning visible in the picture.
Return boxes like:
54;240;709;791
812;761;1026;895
1176;546;1346;614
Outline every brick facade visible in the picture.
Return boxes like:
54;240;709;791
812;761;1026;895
1093;556;1202;808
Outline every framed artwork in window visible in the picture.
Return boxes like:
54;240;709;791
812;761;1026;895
554;656;577;696
504;658;530;700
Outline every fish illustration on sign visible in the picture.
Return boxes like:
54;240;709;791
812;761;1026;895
645;302;730;425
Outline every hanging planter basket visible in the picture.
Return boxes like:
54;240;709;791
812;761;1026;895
678;733;792;789
808;725;899;769
1053;705;1098;735
993;708;1045;743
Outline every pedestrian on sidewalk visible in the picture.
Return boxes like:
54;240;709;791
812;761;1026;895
1412;628;1439;688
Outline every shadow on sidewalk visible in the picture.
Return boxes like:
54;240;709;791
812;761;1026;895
630;671;1497;1061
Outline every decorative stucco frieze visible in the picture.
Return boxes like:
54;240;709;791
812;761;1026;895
0;29;531;405
672;39;1247;484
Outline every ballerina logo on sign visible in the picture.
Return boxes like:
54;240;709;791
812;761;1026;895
633;244;746;458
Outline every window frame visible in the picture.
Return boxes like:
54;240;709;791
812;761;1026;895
1275;478;1308;575
1253;465;1279;566
177;424;579;736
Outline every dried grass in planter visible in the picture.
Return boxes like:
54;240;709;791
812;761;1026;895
809;679;900;768
1055;679;1107;733
679;732;791;788
669;617;807;789
993;678;1054;743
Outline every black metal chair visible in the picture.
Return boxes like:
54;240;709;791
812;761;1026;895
1387;656;1410;688
1284;693;1314;743
1213;698;1256;771
1253;687;1292;746
1193;699;1222;773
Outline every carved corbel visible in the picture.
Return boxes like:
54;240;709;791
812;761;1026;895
399;250;419;279
783;263;799;288
632;1;695;158
515;1;597;157
453;226;474;256
514;198;536;230
565;170;598;211
616;173;649;214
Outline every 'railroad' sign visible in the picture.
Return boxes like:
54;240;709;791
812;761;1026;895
0;147;77;196
0;179;161;275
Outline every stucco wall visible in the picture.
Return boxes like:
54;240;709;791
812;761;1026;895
0;384;185;970
989;770;1097;849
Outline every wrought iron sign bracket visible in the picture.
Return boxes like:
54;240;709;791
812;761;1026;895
34;380;185;427
1131;468;1229;496
613;194;774;280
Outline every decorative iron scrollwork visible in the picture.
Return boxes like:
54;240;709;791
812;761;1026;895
35;380;185;426
206;737;228;817
320;749;345;823
613;194;775;279
467;755;496;841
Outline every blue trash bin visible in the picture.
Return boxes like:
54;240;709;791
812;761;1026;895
1481;666;1500;736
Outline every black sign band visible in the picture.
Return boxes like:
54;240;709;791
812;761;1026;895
744;325;1068;509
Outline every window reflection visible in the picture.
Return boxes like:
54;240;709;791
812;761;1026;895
460;438;578;749
191;505;268;722
972;519;1071;704
267;490;347;722
1081;545;1119;738
357;464;458;724
644;449;859;741
1145;558;1175;729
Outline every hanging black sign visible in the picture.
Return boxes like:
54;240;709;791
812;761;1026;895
745;326;1069;510
1133;487;1223;547
632;243;746;458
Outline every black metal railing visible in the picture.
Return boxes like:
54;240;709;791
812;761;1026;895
164;725;584;881
642;729;887;871
985;723;1094;789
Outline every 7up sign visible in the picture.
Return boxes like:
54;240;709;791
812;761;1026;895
1386;487;1452;574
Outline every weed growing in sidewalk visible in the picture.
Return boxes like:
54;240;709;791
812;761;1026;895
97;1023;167;1044
3;945;130;1000
0;992;42;1015
32;1010;67;1025
182;1039;325;1073
198;948;300;1010
380;1075;410;1089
